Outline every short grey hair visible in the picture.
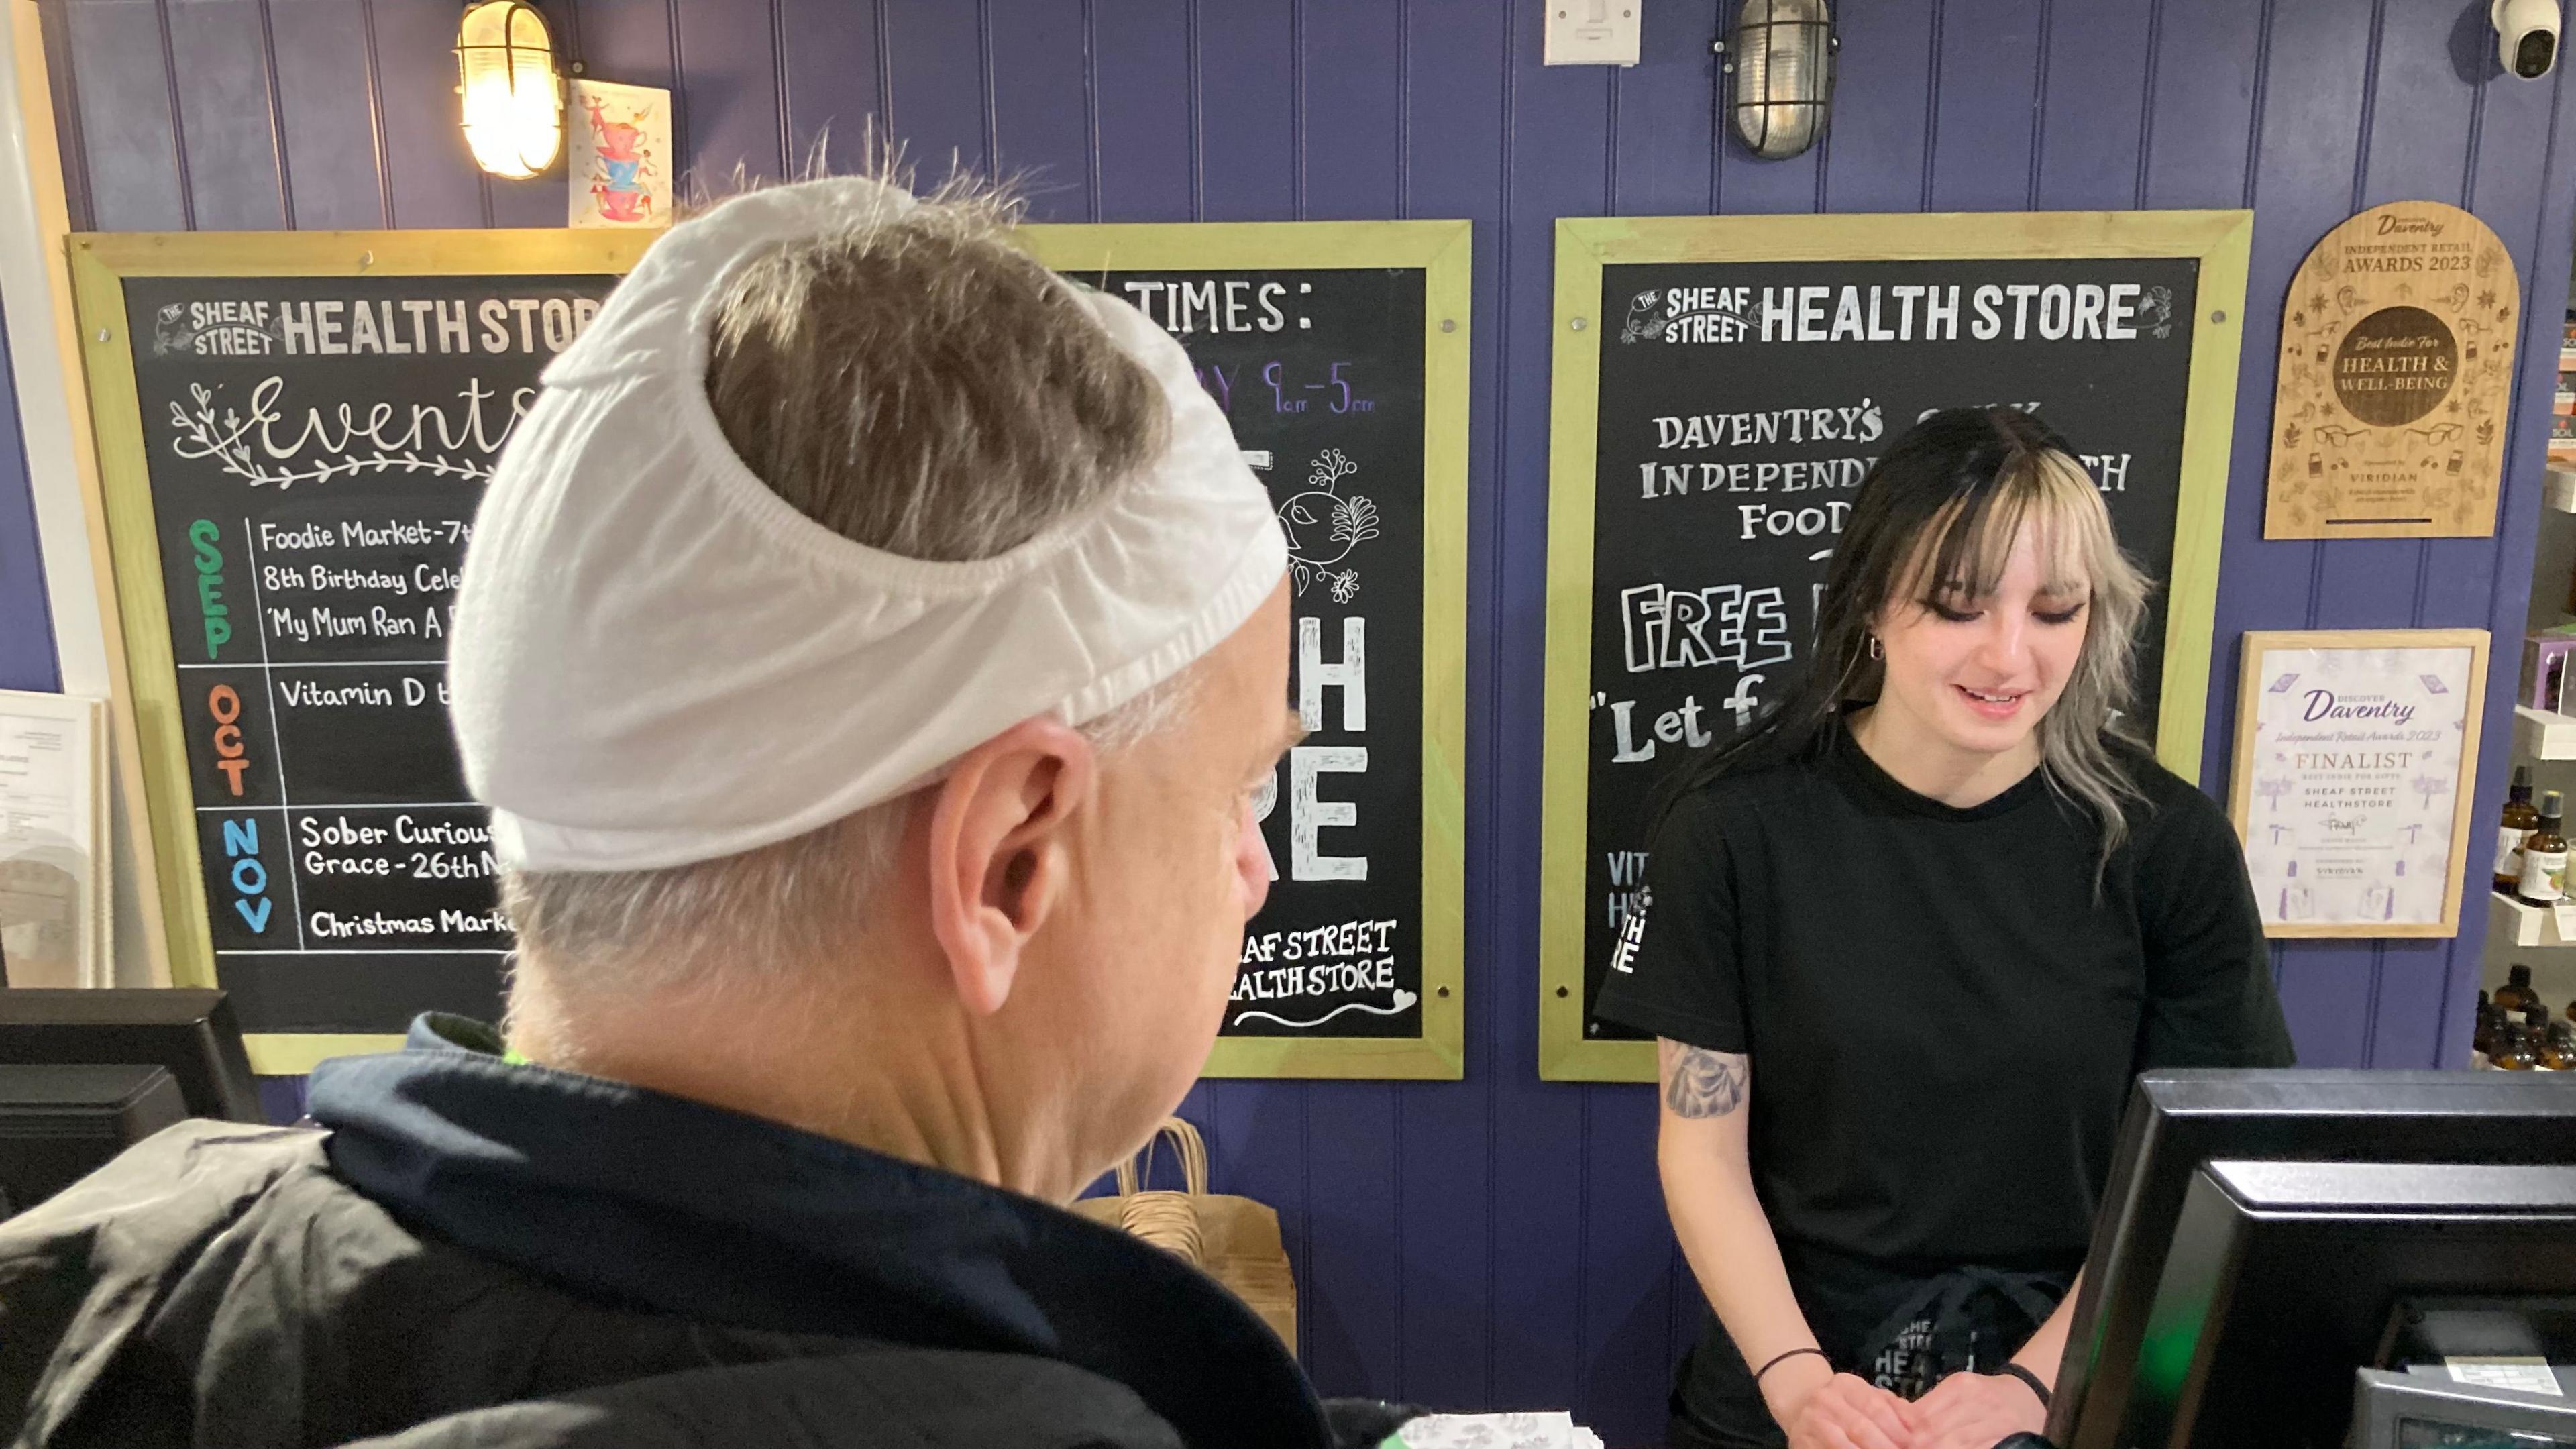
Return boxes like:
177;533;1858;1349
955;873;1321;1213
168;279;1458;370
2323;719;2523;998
502;168;1190;1006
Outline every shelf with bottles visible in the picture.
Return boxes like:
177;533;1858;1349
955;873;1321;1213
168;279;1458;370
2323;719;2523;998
2470;963;2576;1069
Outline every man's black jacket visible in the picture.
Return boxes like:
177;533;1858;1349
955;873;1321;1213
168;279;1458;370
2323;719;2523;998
0;1016;1412;1448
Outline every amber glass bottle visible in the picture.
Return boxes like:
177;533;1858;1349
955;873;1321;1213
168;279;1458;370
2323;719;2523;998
2476;993;2501;1060
2498;965;2540;1016
2498;1016;2541;1071
2520;793;2571;905
2500;766;2542;892
2546;1020;2576;1071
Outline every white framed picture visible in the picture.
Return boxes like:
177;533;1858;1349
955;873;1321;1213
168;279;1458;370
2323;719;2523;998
568;79;672;229
2229;629;2490;938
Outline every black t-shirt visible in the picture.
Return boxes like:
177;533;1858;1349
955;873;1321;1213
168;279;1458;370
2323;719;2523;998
1594;724;2295;1275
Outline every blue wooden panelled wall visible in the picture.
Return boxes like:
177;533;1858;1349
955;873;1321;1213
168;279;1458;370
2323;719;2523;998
28;0;2576;1438
0;287;59;693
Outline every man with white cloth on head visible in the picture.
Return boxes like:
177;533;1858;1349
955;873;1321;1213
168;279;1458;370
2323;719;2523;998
0;176;1418;1449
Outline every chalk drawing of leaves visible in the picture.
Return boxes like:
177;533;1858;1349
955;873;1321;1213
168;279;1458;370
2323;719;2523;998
1309;447;1358;492
162;376;497;490
1328;569;1360;604
1330;494;1381;547
1289;559;1316;596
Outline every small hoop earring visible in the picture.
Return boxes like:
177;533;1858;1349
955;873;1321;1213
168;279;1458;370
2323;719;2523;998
1866;635;1882;660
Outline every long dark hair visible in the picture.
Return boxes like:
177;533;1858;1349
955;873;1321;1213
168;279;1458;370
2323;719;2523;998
1646;406;2155;861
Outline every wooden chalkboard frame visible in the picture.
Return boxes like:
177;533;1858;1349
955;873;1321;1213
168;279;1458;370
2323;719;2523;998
1019;221;1471;1081
1538;210;2253;1083
70;230;653;1075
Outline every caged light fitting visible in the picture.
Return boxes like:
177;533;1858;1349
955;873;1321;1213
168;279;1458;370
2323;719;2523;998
455;1;564;178
1716;0;1835;160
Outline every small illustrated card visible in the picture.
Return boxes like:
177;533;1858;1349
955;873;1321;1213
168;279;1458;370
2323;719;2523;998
568;78;672;229
2229;629;2490;938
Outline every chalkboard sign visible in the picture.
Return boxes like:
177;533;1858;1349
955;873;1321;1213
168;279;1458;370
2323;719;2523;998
1022;223;1470;1079
72;232;649;1074
1538;213;2251;1082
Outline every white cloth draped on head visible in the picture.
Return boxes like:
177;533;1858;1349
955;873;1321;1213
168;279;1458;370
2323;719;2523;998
447;177;1288;873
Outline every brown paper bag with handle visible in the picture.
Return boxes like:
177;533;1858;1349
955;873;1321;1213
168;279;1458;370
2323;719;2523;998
1071;1116;1297;1356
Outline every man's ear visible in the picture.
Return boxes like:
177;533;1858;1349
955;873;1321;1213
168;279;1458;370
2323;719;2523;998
924;718;1097;1016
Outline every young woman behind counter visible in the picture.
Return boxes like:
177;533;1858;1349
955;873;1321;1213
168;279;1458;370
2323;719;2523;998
1594;407;2294;1449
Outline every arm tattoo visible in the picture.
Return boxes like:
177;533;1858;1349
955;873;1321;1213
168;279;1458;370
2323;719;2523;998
1662;1046;1748;1119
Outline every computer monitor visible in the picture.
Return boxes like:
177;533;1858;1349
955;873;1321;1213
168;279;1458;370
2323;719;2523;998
2103;1159;2576;1448
2051;1072;2576;1449
0;1064;189;1218
0;988;261;1122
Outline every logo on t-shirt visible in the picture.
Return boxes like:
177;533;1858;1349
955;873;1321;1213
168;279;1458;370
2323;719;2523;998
1609;885;1652;973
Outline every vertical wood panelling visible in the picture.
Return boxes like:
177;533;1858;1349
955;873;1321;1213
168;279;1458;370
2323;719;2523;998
164;0;285;229
1090;0;1191;221
1608;0;1714;217
1190;0;1293;222
2157;0;2268;799
881;0;989;184
40;0;2576;1432
1926;0;2043;213
775;0;882;176
2141;0;2264;213
1815;1;1930;215
1488;0;1601;1418
365;0;484;228
1303;1086;1404;1401
59;0;189;229
268;0;385;229
0;290;56;693
985;0;1091;221
669;0;783;186
2343;0;2485;1067
2229;2;2380;1067
2033;1;2153;213
1575;1089;1672;1440
1394;0;1505;1417
39;0;98;229
1299;0;1401;223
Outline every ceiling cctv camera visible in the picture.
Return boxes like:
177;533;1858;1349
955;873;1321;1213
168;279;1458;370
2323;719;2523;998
2496;0;2561;80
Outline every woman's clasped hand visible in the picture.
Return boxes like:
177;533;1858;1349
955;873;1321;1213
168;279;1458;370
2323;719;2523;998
1776;1367;2045;1449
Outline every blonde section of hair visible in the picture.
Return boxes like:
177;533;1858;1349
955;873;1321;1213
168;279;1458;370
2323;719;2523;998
502;152;1189;1014
1896;442;2155;863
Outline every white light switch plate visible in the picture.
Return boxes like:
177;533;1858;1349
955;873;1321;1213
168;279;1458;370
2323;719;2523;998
1544;0;1641;66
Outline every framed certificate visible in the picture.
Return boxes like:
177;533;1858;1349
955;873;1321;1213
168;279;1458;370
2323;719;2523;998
2228;629;2491;938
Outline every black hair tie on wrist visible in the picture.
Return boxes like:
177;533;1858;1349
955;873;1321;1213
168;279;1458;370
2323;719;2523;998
1993;1362;2051;1407
1753;1347;1830;1384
